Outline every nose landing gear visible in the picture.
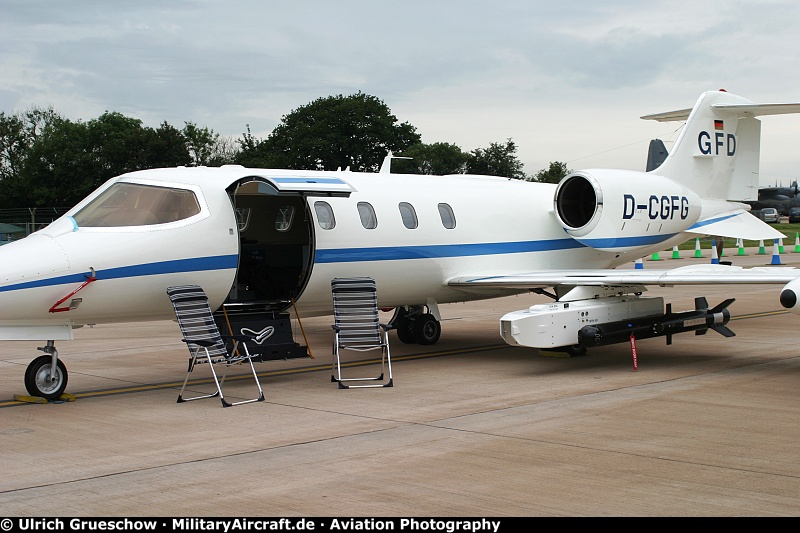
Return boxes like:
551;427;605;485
23;341;69;400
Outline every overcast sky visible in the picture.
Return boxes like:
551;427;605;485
2;0;799;184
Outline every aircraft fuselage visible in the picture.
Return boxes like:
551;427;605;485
0;165;636;340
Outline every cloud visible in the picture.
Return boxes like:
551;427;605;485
2;0;799;180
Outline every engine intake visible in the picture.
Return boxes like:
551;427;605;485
555;173;599;229
553;169;701;252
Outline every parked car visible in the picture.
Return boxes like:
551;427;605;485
789;207;800;223
759;207;780;223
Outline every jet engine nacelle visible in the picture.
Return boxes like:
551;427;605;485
779;277;800;314
553;169;702;252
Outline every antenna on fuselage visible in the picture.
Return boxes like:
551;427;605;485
379;151;413;174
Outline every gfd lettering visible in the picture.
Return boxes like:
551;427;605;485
623;194;689;220
698;131;736;156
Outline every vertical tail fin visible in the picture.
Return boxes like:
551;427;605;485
642;90;800;201
645;138;668;171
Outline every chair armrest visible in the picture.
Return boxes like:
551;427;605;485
183;339;216;348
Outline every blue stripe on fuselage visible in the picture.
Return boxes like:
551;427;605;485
315;239;586;263
271;177;348;185
1;233;673;292
575;233;677;248
0;255;239;293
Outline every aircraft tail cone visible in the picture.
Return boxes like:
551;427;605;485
771;239;783;265
693;238;703;258
634;258;644;269
795;233;800;253
671;245;681;259
710;239;719;264
758;239;767;255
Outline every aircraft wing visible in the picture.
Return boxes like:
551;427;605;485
448;264;800;291
684;209;786;240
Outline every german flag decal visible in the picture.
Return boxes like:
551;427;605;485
714;119;724;130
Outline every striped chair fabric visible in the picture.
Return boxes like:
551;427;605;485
167;284;264;407
330;277;393;388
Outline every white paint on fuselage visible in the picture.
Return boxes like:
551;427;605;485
0;165;629;339
297;171;614;314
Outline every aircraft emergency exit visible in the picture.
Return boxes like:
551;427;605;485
3;89;800;400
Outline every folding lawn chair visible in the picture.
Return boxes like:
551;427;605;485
330;277;393;388
167;285;264;407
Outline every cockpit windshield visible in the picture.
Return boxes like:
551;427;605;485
73;183;201;227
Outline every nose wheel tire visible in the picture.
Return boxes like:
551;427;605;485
24;355;68;400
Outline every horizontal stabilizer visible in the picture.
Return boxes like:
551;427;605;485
641;91;800;202
642;102;800;122
641;107;693;122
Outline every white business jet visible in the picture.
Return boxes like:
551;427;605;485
3;89;800;400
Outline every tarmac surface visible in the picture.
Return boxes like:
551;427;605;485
2;247;800;517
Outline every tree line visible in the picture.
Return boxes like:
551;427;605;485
0;92;569;209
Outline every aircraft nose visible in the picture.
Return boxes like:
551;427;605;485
0;234;70;289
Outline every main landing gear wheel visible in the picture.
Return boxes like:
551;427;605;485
395;316;416;344
391;307;442;345
24;355;68;400
412;313;441;345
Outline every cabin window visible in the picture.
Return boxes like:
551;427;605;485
275;206;294;232
357;202;378;229
398;202;418;229
73;183;201;227
438;203;456;229
314;201;336;230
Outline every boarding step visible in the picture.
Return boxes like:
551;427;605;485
213;309;310;362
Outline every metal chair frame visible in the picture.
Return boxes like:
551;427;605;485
330;277;393;389
167;285;265;407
